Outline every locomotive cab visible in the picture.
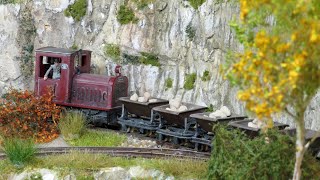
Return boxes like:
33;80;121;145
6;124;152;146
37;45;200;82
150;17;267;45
34;47;128;114
35;47;92;103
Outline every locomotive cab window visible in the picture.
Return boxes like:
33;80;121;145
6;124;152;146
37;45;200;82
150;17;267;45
39;56;61;79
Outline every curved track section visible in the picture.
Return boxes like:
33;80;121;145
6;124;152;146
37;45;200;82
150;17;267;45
0;147;210;160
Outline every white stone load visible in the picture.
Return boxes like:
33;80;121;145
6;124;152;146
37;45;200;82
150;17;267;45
129;92;158;103
205;106;231;118
165;99;188;112
248;119;266;129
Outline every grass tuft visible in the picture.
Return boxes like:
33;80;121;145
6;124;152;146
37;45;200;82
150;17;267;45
59;111;87;141
67;129;127;147
2;138;36;166
184;73;197;90
132;0;154;9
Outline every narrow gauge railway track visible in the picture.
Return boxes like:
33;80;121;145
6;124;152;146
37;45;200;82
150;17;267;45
0;147;210;160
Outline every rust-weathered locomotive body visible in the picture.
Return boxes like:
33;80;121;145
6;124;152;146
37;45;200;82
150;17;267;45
34;47;128;125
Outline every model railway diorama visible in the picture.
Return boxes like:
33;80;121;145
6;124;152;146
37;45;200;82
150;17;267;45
34;47;320;154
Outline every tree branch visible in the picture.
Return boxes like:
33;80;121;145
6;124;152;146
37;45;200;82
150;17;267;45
285;107;297;119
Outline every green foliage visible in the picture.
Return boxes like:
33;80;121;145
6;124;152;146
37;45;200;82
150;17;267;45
29;172;43;180
2;138;36;166
71;43;78;50
68;129;127;147
185;23;196;40
59;111;87;141
122;53;140;64
184;73;197;90
165;78;173;89
117;5;138;25
104;44;121;62
139;52;160;67
205;104;214;112
132;0;154;10
207;126;320;179
64;0;87;22
201;70;210;81
188;0;206;9
0;0;21;4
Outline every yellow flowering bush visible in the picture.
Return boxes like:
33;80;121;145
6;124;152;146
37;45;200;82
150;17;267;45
226;0;320;179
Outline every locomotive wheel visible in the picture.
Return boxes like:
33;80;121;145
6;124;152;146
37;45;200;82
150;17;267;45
139;128;145;134
157;134;164;141
172;137;179;145
121;124;128;132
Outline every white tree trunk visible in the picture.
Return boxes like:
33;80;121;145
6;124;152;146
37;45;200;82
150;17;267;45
292;118;305;180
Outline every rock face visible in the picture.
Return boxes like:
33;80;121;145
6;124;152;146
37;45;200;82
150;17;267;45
0;0;319;130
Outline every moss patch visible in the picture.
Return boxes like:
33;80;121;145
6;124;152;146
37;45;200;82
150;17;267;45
201;70;210;81
117;5;138;25
185;23;196;40
64;0;87;22
188;0;206;9
184;73;197;90
104;44;121;62
165;78;173;89
139;52;160;67
0;0;21;4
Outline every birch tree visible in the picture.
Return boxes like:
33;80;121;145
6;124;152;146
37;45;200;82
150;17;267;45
226;0;320;179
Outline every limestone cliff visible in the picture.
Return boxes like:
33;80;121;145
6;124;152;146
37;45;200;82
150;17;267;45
0;0;319;130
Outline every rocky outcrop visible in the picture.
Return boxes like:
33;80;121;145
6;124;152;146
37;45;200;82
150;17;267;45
0;0;319;130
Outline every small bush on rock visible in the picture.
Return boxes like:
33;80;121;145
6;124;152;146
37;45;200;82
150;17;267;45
184;73;197;90
0;89;61;143
139;52;160;67
2;138;36;166
117;5;138;25
165;78;173;89
201;70;210;81
64;0;87;22
207;126;320;179
104;44;121;62
188;0;206;9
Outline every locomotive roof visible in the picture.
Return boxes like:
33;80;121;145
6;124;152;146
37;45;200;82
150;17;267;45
35;47;91;55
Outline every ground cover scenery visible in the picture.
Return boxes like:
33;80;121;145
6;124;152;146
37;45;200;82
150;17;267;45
0;0;320;180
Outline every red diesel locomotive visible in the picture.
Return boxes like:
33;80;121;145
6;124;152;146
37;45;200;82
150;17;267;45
34;47;128;126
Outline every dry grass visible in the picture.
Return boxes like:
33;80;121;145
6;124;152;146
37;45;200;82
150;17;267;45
0;152;208;179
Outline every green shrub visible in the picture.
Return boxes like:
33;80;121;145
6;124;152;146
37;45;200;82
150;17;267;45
104;44;121;62
2;138;36;166
188;0;206;9
71;43;78;50
165;78;173;89
185;23;196;40
59;111;87;140
184;73;197;90
64;0;87;22
122;53;140;64
0;0;20;4
201;70;210;81
132;0;154;9
207;126;320;179
205;104;214;112
30;172;43;180
139;52;160;67
117;5;138;25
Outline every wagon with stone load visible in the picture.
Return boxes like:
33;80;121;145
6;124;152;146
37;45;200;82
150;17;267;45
228;119;289;138
189;112;247;151
152;103;207;145
118;97;169;134
282;128;320;156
